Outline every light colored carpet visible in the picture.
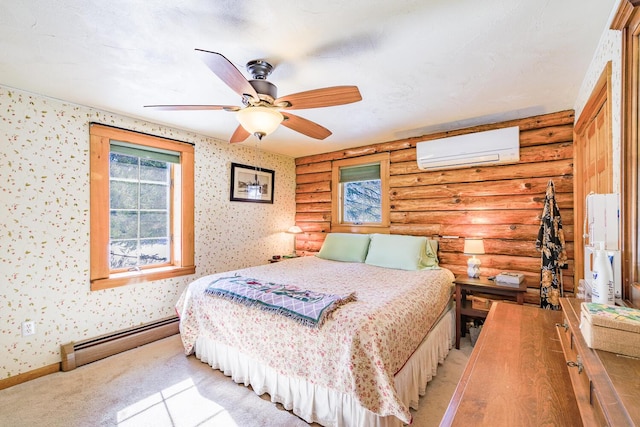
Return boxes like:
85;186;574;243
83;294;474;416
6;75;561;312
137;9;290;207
0;334;472;427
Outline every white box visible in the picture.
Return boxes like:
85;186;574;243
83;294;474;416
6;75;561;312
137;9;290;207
495;272;524;285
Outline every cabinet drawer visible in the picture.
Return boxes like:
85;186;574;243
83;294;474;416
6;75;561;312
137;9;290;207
557;315;607;425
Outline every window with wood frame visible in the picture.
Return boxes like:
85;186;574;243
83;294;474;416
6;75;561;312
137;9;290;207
331;153;390;233
89;124;195;291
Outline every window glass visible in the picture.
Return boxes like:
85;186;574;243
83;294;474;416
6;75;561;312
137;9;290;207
109;152;171;270
342;179;382;223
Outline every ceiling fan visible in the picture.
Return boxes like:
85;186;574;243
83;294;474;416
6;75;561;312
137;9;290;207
145;49;362;143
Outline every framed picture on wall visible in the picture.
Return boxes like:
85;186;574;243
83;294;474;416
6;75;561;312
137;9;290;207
229;162;275;204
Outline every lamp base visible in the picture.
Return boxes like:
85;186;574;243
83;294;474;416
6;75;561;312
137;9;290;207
467;256;481;278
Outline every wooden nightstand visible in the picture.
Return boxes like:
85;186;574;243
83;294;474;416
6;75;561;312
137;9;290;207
453;275;527;349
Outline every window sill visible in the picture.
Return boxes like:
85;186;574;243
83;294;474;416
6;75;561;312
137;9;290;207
331;224;390;234
90;265;196;291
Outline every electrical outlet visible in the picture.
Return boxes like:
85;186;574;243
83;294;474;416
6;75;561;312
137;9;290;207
22;321;36;337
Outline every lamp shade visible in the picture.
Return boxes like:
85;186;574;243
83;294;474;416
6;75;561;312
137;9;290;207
236;106;283;136
287;225;303;234
463;238;485;255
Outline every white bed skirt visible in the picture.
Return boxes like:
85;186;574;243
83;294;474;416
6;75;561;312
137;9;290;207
194;306;455;427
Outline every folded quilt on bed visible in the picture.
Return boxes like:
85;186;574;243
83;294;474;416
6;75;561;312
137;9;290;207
205;275;356;327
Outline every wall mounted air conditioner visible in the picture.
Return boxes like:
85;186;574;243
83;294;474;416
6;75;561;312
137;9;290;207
416;126;520;171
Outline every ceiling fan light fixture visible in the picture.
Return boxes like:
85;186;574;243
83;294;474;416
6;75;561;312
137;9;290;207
236;106;283;138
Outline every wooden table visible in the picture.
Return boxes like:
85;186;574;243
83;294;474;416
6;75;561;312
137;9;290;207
441;302;582;426
453;276;527;349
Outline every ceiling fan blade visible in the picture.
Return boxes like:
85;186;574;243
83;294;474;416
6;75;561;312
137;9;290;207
281;113;332;140
275;86;362;110
195;49;259;100
144;104;240;111
230;125;251;143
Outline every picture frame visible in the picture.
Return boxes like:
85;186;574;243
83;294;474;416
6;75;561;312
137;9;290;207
229;162;275;204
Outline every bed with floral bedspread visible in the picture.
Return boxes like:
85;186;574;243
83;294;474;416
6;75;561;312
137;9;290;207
176;251;454;427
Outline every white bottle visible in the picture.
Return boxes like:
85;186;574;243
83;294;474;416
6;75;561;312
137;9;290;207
592;242;615;305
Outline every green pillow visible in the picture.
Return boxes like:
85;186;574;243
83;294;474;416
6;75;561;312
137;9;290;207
423;239;439;268
365;234;439;270
316;233;371;262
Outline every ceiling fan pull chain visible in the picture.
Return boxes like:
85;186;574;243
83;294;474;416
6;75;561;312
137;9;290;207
256;137;262;173
254;137;261;174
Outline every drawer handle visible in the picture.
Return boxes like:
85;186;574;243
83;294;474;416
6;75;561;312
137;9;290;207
567;359;583;374
555;322;569;332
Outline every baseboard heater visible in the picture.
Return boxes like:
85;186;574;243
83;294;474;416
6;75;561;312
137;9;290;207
60;315;180;371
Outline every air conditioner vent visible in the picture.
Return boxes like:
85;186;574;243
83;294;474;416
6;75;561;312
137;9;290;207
416;126;520;171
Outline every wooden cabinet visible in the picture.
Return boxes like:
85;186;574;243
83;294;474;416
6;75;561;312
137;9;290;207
557;298;640;426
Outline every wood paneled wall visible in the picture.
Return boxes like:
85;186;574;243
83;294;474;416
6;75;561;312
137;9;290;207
295;110;575;305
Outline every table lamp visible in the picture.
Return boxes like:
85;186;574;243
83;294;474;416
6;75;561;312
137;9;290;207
286;225;302;257
463;238;485;278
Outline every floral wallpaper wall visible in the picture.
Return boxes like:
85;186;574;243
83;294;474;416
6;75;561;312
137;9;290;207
0;85;296;378
573;26;622;192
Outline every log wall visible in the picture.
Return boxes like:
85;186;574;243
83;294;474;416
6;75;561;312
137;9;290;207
294;110;575;305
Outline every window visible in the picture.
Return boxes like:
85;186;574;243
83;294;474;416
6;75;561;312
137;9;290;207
109;142;174;270
90;124;195;290
331;153;389;233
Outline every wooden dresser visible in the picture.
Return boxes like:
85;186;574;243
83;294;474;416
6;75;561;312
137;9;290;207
441;302;581;426
441;300;640;426
557;298;640;426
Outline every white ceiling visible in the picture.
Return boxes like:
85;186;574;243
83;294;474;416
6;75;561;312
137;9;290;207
0;0;618;158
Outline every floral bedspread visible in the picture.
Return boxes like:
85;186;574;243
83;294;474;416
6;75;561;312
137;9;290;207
175;256;454;423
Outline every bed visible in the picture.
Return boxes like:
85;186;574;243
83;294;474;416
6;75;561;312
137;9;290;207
176;233;455;427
